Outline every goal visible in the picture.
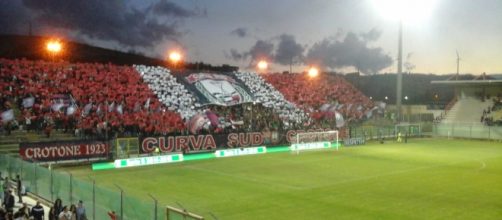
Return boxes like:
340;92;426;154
394;123;422;138
115;137;140;159
290;130;339;154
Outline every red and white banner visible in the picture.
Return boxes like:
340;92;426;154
19;140;110;162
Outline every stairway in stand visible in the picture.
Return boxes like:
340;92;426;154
441;97;493;125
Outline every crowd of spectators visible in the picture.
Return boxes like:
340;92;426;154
136;65;200;120
1;173;45;220
234;72;309;127
1;172;91;220
0;58;185;138
481;94;502;126
192;103;286;134
1;59;377;138
262;72;374;124
48;198;88;220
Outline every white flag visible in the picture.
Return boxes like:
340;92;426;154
108;102;115;113
51;103;64;112
134;102;141;112
1;109;14;122
66;106;77;115
83;103;92;116
144;98;151;110
96;104;102;115
335;111;345;128
22;97;35;108
116;104;124;115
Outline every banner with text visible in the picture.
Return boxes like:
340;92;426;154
140;129;338;154
19;140;110;162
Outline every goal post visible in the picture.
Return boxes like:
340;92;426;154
394;123;422;138
291;130;339;154
166;205;204;220
115;137;140;159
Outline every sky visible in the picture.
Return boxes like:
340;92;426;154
1;0;502;74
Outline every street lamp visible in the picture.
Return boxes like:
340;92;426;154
308;67;319;78
372;0;438;122
168;51;182;69
46;40;62;61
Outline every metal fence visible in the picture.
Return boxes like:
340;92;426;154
433;123;502;140
348;123;431;140
0;154;163;220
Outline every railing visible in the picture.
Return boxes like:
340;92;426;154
433;123;502;140
348;123;431;140
0;155;165;220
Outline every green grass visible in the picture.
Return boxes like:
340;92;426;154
65;138;502;219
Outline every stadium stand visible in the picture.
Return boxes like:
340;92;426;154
1;58;376;139
481;94;502;126
0;58;185;138
137;66;310;132
135;65;200;120
234;72;309;127
441;96;493;125
262;72;374;124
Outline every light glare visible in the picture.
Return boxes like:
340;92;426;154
372;0;438;24
169;51;182;63
46;41;62;53
308;67;319;78
257;60;268;70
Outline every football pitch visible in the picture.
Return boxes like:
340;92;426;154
65;138;502;219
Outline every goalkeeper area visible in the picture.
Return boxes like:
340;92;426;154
63;138;502;219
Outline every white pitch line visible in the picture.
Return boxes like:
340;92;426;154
307;155;500;190
478;160;486;171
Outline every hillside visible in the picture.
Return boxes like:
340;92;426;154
344;73;455;105
0;35;238;72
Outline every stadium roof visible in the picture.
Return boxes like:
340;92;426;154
431;79;502;86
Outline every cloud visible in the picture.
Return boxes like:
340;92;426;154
247;40;274;61
226;48;245;61
0;0;202;48
360;28;382;42
227;39;274;65
230;27;248;38
151;0;199;18
306;31;392;74
0;1;30;34
274;34;304;66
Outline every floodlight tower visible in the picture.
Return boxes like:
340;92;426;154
372;0;438;122
456;50;461;80
396;20;403;122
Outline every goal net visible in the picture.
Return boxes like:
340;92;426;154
115;137;140;159
395;123;421;138
290;130;339;154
